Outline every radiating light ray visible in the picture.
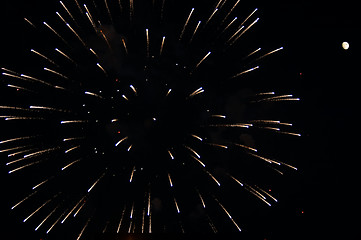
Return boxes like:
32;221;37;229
167;173;173;187
127;144;133;152
188;87;204;98
242;47;261;60
221;17;237;35
24;148;59;159
76;217;91;240
190;134;203;141
115;136;128;146
184;145;201;159
8;148;36;157
206;142;228;149
24;17;36;28
207;215;217;233
257;126;280;131
44;67;69;80
268;98;300;102
205;8;218;26
84;90;104;99
128;219;133;233
0;105;29;111
1;72;32;83
174;197;180;213
88;172;106;192
96;63;108;76
160;36;165;55
20;73;54;87
129;85;137;95
11;191;38;210
239;8;258;26
121;38;128;54
179;8;194;40
65;145;80;154
129;166;135;182
141;208;145;233
129;0;134;21
1;67;20;75
256;91;275;96
32;178;51;190
195;188;206;208
61;196;86;224
270;166;284;175
148;211;152;233
43;22;68;45
73;0;84;16
73;201;86;217
214;197;241;231
56;11;68;25
104;0;113;23
63;137;85;142
227;25;244;43
276;160;298;170
35;205;59;231
146;28;150;58
207;123;252;128
66;23;87;47
60;1;78;26
253;94;297;103
102;221;109;233
23;198;52;222
211;114;226;118
147;189;151;216
8;160;41;174
232;143;257;152
30;49;58;67
278;131;301;137
0;145;30;154
6;156;29;166
166;88;172;96
228;174;244;186
244;185;271;206
129;202;135;219
247;152;281;165
6;85;37;93
230;66;259;78
229;18;259;46
222;0;241;23
61;158;81;171
46;209;67;234
190;155;206;167
85;11;97;31
204;169;221;186
189;21;201;43
253;47;284;62
29;105;70;112
255;185;278;202
117;206;126;233
122;94;129;101
194;52;211;70
61;120;88;124
100;30;112;50
89;48;100;59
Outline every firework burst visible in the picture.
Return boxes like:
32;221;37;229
1;0;300;237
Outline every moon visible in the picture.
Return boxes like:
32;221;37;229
342;42;349;50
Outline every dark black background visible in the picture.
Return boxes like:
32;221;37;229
0;0;359;239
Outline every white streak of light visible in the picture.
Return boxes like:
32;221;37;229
87;173;106;192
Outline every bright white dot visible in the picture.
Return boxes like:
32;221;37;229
342;41;349;50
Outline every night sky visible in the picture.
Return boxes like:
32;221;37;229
0;0;359;239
